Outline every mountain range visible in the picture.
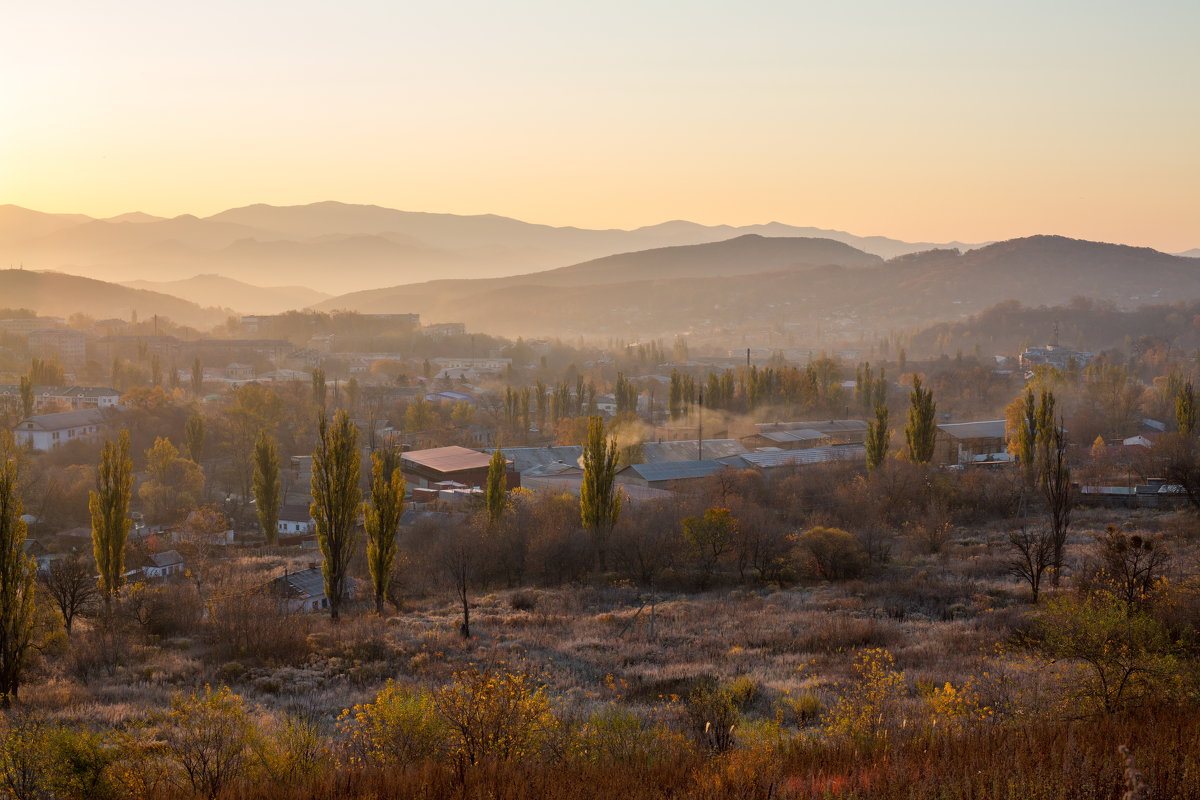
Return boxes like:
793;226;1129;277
0;202;984;294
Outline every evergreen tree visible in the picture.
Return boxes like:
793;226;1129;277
184;414;206;463
191;356;204;398
0;434;36;707
252;430;281;545
311;410;361;621
364;448;404;615
485;447;507;529
580;416;622;571
865;403;889;473
90;431;133;603
1177;381;1198;435
904;375;937;464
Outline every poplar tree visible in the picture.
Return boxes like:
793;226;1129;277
90;431;133;604
865;403;889;473
485;447;507;529
1014;388;1038;483
311;410;361;621
184;414;206;463
191;356;204;398
904;375;937;464
252;430;281;545
1177;381;1198;435
18;376;33;419
364;449;405;615
311;367;327;410
580;416;622;571
0;435;36;707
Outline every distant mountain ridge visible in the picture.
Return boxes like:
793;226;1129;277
0;270;226;328
0;201;987;294
315;234;1200;339
121;274;331;315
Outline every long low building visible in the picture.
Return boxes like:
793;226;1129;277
0;385;121;412
401;445;516;489
935;420;1009;465
12;408;111;451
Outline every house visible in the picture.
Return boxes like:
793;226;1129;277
143;550;184;579
1019;345;1094;371
225;363;255;380
268;565;358;613
935;420;1009;465
614;459;728;491
277;504;315;535
22;539;52;573
12;408;109;451
400;446;515;489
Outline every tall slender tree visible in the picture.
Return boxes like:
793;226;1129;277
311;367;327;410
865;403;889;473
184;414;206;464
485;447;507;529
311;410;361;621
580;416;622;571
364;449;405;615
904;375;937;464
1013;388;1038;484
18;375;33;419
1041;417;1073;587
252;430;281;545
191;356;204;398
90;431;133;605
1177;381;1198;435
0;434;36;707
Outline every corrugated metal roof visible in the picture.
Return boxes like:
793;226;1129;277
483;446;583;473
150;550;183;567
18;408;107;431
402;446;497;473
938;420;1007;440
755;420;868;434
737;445;866;468
760;429;831;443
626;459;727;482
641;439;747;463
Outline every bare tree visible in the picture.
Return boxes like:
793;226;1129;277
1008;523;1054;603
39;554;98;634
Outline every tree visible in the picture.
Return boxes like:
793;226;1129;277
311;410;361;621
139;437;205;524
17;376;33;419
1088;528;1170;611
184;414;205;463
903;375;937;464
1008;523;1054;603
364;449;404;616
0;435;37;707
682;507;737;590
90;431;133;604
252;431;281;545
1177;381;1197;435
1009;388;1038;484
485;448;507;529
580;416;622;571
433;666;553;766
796;526;868;580
39;554;97;635
191;356;204;398
865;403;889;473
311;367;327;410
1041;417;1073;587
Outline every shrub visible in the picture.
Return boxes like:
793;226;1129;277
159;685;257;800
571;706;688;766
824;648;906;741
432;666;555;765
684;677;740;752
796;527;869;580
339;680;447;767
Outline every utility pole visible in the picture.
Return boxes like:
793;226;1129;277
697;385;704;461
746;347;751;368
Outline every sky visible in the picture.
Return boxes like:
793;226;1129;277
3;0;1198;251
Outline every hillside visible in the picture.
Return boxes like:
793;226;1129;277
122;274;330;315
0;202;981;293
317;235;1200;339
0;270;227;328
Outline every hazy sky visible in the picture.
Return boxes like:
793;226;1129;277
4;1;1198;250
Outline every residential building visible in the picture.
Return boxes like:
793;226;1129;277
277;504;316;535
0;385;121;412
268;565;358;613
142;550;185;579
1019;345;1094;371
28;329;86;367
12;408;109;451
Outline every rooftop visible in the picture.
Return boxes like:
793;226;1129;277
402;446;499;473
938;420;1007;440
16;408;108;432
623;459;728;482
